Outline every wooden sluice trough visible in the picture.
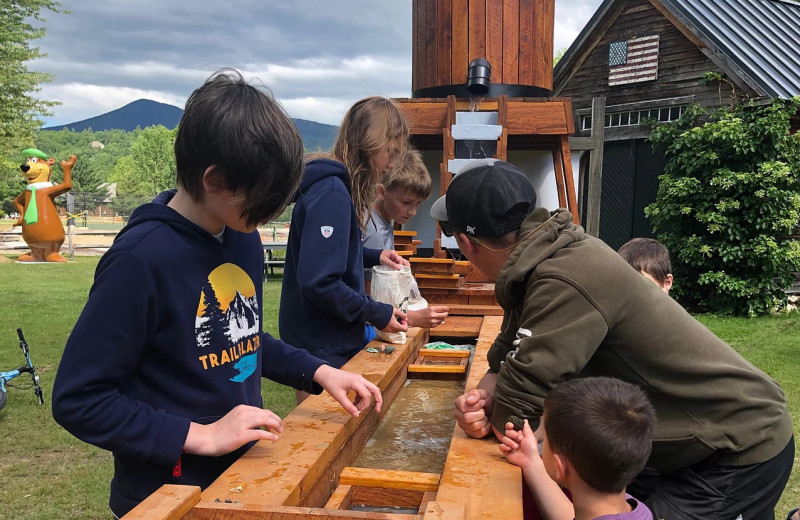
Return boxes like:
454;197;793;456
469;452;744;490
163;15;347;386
124;314;523;520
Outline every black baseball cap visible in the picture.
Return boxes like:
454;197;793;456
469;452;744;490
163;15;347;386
430;159;536;238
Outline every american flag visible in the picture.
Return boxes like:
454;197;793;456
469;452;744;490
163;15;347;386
608;35;660;86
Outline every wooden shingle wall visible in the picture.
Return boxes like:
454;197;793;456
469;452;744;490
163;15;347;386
559;0;759;118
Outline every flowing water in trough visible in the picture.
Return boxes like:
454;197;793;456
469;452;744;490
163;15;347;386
351;378;465;474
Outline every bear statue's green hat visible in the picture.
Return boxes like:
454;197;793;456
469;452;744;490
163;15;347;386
21;148;49;160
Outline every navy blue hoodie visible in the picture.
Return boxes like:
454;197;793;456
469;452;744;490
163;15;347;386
52;191;325;517
280;159;392;367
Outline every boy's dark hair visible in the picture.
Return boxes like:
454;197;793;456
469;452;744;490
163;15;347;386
382;148;432;199
544;377;655;494
618;238;672;286
174;68;304;227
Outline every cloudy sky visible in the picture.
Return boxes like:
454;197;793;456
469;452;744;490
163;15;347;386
30;0;603;127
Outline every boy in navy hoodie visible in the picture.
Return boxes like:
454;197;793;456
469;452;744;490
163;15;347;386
52;69;382;519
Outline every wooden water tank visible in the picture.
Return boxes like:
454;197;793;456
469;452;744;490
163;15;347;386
412;0;555;98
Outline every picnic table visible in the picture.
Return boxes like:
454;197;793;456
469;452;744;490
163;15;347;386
262;241;287;277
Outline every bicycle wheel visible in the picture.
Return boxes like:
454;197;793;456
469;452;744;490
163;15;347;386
0;387;7;411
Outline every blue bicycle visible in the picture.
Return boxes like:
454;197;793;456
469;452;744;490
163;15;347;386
0;329;44;411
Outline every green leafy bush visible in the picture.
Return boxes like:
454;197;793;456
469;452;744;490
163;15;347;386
645;98;800;316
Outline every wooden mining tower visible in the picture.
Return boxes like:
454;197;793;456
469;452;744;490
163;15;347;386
398;0;579;225
395;0;580;308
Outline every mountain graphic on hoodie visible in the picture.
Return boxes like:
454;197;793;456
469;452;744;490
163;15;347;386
226;291;259;343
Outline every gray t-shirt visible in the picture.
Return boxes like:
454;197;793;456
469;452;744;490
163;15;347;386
362;209;393;280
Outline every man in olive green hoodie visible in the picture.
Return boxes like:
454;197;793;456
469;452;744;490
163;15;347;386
430;159;793;520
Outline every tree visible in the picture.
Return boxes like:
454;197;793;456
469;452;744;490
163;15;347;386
0;0;62;214
553;47;567;67
36;128;137;190
645;98;800;316
125;125;177;196
107;155;150;220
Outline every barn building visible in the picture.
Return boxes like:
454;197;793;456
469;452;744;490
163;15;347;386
554;0;800;249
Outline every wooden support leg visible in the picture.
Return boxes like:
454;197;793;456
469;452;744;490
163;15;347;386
552;146;567;209
560;135;581;225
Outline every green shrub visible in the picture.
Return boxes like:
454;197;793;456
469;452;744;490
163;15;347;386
645;97;800;316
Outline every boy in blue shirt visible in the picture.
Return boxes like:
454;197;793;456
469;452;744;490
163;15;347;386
52;69;382;518
363;147;448;328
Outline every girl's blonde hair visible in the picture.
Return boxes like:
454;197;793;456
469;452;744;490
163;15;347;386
332;96;409;228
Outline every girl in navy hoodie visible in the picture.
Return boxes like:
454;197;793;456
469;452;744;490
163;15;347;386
280;97;409;404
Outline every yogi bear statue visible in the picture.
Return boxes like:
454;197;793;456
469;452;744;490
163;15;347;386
12;149;76;262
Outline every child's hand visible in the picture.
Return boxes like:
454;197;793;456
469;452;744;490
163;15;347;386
407;305;449;328
381;308;408;333
184;404;283;457
379;249;410;269
499;419;540;470
313;364;383;417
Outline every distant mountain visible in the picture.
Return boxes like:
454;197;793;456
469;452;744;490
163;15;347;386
43;98;339;151
293;118;339;152
44;99;183;132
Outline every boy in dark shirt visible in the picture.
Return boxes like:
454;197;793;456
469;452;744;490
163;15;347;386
52;69;382;518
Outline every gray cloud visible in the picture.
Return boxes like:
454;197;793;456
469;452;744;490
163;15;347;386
31;0;601;126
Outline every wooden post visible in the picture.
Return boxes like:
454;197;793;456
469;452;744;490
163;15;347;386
66;192;75;258
585;97;606;236
68;225;74;259
568;97;606;236
496;95;508;161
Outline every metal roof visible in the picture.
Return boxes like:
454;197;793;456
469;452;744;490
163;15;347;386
664;0;800;98
554;0;800;99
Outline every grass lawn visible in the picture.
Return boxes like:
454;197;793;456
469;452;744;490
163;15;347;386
0;254;797;519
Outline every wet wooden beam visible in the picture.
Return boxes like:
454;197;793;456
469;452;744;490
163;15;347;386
409;347;470;375
408;364;467;375
443;304;503;316
418;491;439;514
339;467;440;492
429;316;483;337
188;502;419;520
324;485;354;510
122;485;199;520
351;486;426;509
417;348;470;358
416;273;466;290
